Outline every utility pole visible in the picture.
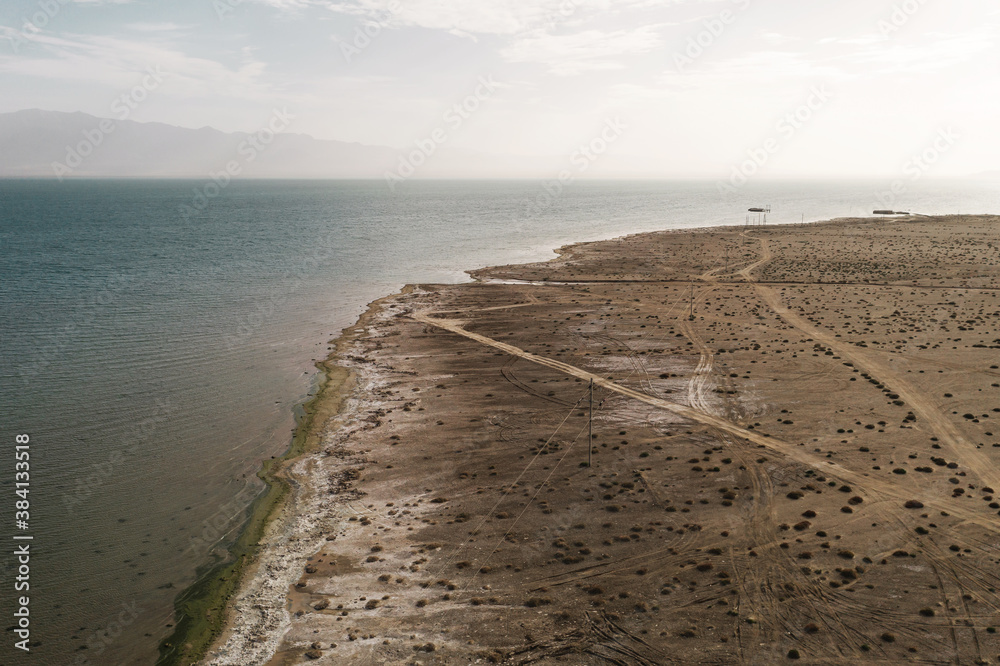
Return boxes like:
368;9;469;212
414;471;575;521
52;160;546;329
689;284;695;319
725;246;730;273
588;379;594;467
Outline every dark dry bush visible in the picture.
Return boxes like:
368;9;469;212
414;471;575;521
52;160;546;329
905;500;924;509
919;608;935;617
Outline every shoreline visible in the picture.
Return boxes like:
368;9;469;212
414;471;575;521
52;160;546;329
202;213;1000;664
183;222;688;665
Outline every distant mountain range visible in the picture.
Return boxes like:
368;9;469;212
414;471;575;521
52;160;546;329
0;109;651;180
0;109;404;179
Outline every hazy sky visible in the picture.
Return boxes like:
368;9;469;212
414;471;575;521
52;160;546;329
2;0;998;178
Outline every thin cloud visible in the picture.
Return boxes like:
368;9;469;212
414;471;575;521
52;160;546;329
837;32;995;75
0;31;272;101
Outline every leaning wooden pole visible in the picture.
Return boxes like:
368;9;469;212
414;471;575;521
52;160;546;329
588;379;594;467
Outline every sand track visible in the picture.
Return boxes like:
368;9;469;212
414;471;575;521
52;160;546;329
411;312;999;534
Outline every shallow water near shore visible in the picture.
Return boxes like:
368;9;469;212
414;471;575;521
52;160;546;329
0;178;997;664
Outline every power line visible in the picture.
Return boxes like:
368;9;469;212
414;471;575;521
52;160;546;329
430;390;589;577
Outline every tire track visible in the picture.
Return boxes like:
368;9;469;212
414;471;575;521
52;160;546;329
743;238;1000;509
411;313;1000;533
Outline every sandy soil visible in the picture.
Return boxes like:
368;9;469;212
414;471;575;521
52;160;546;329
206;215;1000;665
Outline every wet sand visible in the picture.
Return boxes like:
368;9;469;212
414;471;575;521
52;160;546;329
206;214;1000;664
